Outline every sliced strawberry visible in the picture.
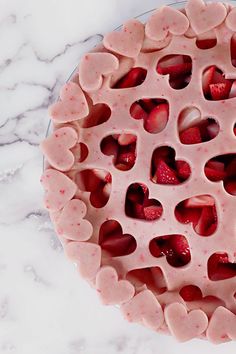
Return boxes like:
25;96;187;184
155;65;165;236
130;102;148;120
176;161;191;180
175;207;201;225
100;233;136;257
101;136;118;157
229;80;236;98
116;151;136;167
194;206;217;236
140;98;156;112
210;82;232;100
133;203;145;219
152;146;174;166
212;70;230;85
205;167;226;182
202;66;216;96
226;158;236;177
224;180;236;196
144;104;169;134
180;285;203;301
157;62;192;79
115;68;147;89
178;107;201;132
143;205;163;221
167;235;191;267
208;253;236;281
118;134;136;146
153;160;180;185
105;173;112;184
196;38;217;49
205;122;220;139
185;195;215;208
180;126;202;144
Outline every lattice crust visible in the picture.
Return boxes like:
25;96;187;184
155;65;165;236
41;0;236;343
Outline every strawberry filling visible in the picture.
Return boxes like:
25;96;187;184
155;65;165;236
76;169;112;208
231;34;236;67
175;195;217;237
130;99;169;134
99;220;136;257
101;134;137;171
149;235;191;268
114;67;147;89
157;55;192;89
125;183;163;221
179;118;219;145
205;155;236;196
151;146;191;185
208;253;236;281
203;66;235;100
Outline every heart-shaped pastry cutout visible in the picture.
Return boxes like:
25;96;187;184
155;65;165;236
121;290;164;330
99;220;137;257
41;169;77;212
41;127;78;171
165;303;208;342
202;66;235;101
79;53;119;92
149;234;191;268
104;19;145;58
49;82;89;123
101;133;137;171
175;195;218;237
96;266;135;305
186;0;227;35
146;6;189;41
56;199;93;241
76;169;112;208
151;146;191;185
178;107;219;145
208;253;236;281
125;183;163;221
205;154;236;196
65;241;101;280
207;307;236;343
130;98;169;134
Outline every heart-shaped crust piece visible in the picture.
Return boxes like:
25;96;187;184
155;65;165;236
186;0;227;35
65;241;101;280
79;53;119;92
49;82;89;123
41;169;77;211
207;307;236;343
145;6;189;41
40;127;78;171
96;266;135;305
165;303;208;342
56;199;93;241
121;290;164;330
226;8;236;31
104;19;145;58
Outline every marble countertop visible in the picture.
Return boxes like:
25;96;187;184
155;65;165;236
1;0;236;353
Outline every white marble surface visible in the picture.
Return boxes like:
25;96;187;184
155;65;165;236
1;0;236;353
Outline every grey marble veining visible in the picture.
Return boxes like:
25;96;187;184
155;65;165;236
1;0;236;353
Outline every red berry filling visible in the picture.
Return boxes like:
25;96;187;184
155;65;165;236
157;55;192;89
205;154;236;196
99;220;136;257
151;146;191;185
125;183;163;221
196;38;217;50
76;169;112;208
130;99;169;134
149;234;191;268
231;34;236;67
101;134;137;171
127;267;167;294
114;67;147;89
208;253;236;281
203;66;236;100
175;195;217;237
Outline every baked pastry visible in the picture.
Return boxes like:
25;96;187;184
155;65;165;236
41;0;236;343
